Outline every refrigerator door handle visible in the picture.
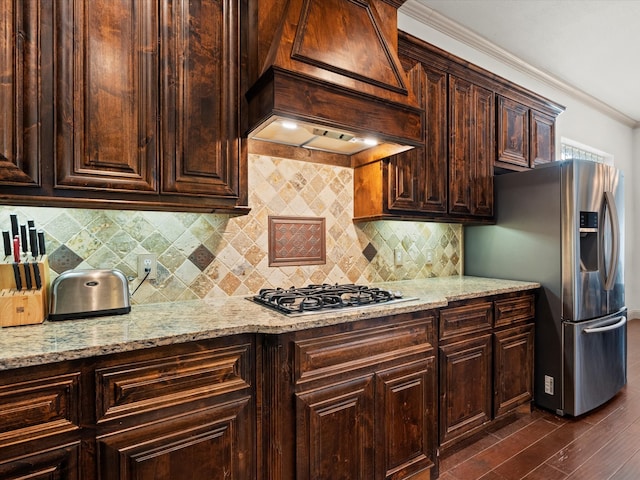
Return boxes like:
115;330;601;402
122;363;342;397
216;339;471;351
583;316;626;334
599;190;620;291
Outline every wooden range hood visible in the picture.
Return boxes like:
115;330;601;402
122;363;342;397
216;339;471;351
246;0;424;164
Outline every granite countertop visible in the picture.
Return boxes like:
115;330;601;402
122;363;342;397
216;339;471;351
0;276;539;370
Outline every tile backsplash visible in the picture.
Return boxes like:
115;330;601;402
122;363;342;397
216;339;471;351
0;154;462;304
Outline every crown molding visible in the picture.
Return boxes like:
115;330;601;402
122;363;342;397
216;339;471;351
400;0;638;128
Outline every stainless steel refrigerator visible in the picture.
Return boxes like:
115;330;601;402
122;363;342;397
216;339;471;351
465;159;626;416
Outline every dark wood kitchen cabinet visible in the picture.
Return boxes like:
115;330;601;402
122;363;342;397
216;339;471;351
0;0;248;214
0;335;256;480
354;32;564;223
438;291;535;454
448;75;494;218
0;360;85;479
496;96;556;170
353;61;493;223
94;337;256;480
0;0;53;189
262;311;438;480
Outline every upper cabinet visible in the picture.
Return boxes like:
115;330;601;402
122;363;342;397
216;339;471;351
353;32;564;224
496;96;557;170
0;0;249;214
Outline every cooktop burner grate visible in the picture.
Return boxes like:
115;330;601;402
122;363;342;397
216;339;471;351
251;283;408;315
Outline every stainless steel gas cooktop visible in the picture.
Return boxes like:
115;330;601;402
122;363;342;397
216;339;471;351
250;283;415;316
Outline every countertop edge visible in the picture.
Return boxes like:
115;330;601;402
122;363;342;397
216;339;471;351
0;277;540;370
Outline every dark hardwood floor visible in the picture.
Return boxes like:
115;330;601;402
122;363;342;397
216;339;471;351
439;318;640;480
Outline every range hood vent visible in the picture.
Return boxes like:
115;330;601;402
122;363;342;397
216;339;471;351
246;0;424;161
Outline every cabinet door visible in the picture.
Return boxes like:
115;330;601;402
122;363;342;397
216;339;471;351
449;76;494;217
0;0;51;187
388;147;421;211
98;397;254;480
55;0;158;192
530;110;555;167
387;63;447;215
439;334;492;449
494;324;534;417
376;358;437;480
296;376;375;480
497;96;529;168
0;443;81;480
161;0;241;199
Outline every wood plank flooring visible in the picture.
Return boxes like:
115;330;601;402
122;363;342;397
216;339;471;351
439;318;640;480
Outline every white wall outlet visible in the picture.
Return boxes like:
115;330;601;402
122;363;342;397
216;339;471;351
426;249;434;265
394;247;403;266
544;375;554;395
137;253;157;280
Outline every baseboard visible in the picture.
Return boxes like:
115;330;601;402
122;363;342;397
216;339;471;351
628;310;640;320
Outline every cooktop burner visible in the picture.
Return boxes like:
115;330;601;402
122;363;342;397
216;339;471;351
251;283;412;315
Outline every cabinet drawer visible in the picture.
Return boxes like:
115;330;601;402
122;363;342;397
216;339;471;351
0;373;81;444
294;315;435;384
494;294;535;327
439;302;493;340
96;342;252;423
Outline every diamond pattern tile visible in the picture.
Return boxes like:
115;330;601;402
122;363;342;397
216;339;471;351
0;154;462;304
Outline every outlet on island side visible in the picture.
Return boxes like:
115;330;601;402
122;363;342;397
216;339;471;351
137;254;158;280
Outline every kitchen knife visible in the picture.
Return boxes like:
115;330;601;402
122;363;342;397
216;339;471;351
12;236;22;290
29;227;38;259
23;262;32;289
13;236;20;263
12;262;22;290
2;230;10;258
9;213;18;239
32;262;42;289
38;230;46;257
27;219;35;230
20;224;28;255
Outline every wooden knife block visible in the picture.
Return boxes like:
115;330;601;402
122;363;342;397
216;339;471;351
0;256;50;327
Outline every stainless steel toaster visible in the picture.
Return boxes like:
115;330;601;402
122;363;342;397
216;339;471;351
49;269;131;321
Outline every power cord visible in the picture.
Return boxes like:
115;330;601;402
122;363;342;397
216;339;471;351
131;267;152;296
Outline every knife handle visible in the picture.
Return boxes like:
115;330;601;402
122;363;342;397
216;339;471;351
29;227;39;259
23;263;32;290
12;263;22;290
2;231;10;257
32;262;42;289
38;230;46;256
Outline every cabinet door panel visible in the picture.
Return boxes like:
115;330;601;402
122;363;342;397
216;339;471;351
376;358;436;480
439;334;492;448
449;77;493;217
497;96;529;168
0;443;81;480
494;324;534;417
55;0;157;192
388;148;421;211
296;376;375;480
449;76;473;216
0;0;50;186
98;397;254;480
162;0;240;197
530;110;555;167
471;85;494;217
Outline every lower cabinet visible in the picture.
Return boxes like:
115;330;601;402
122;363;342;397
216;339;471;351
438;292;535;453
263;311;438;480
0;290;536;479
0;335;256;480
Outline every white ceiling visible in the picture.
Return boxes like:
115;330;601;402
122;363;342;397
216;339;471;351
403;0;640;127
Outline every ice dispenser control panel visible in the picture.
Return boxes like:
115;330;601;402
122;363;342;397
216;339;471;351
579;211;598;271
580;211;598;230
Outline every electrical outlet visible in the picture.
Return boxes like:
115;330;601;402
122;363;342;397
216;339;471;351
137;254;157;279
394;247;403;266
426;249;434;265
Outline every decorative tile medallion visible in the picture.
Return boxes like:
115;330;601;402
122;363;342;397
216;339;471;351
268;216;326;266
